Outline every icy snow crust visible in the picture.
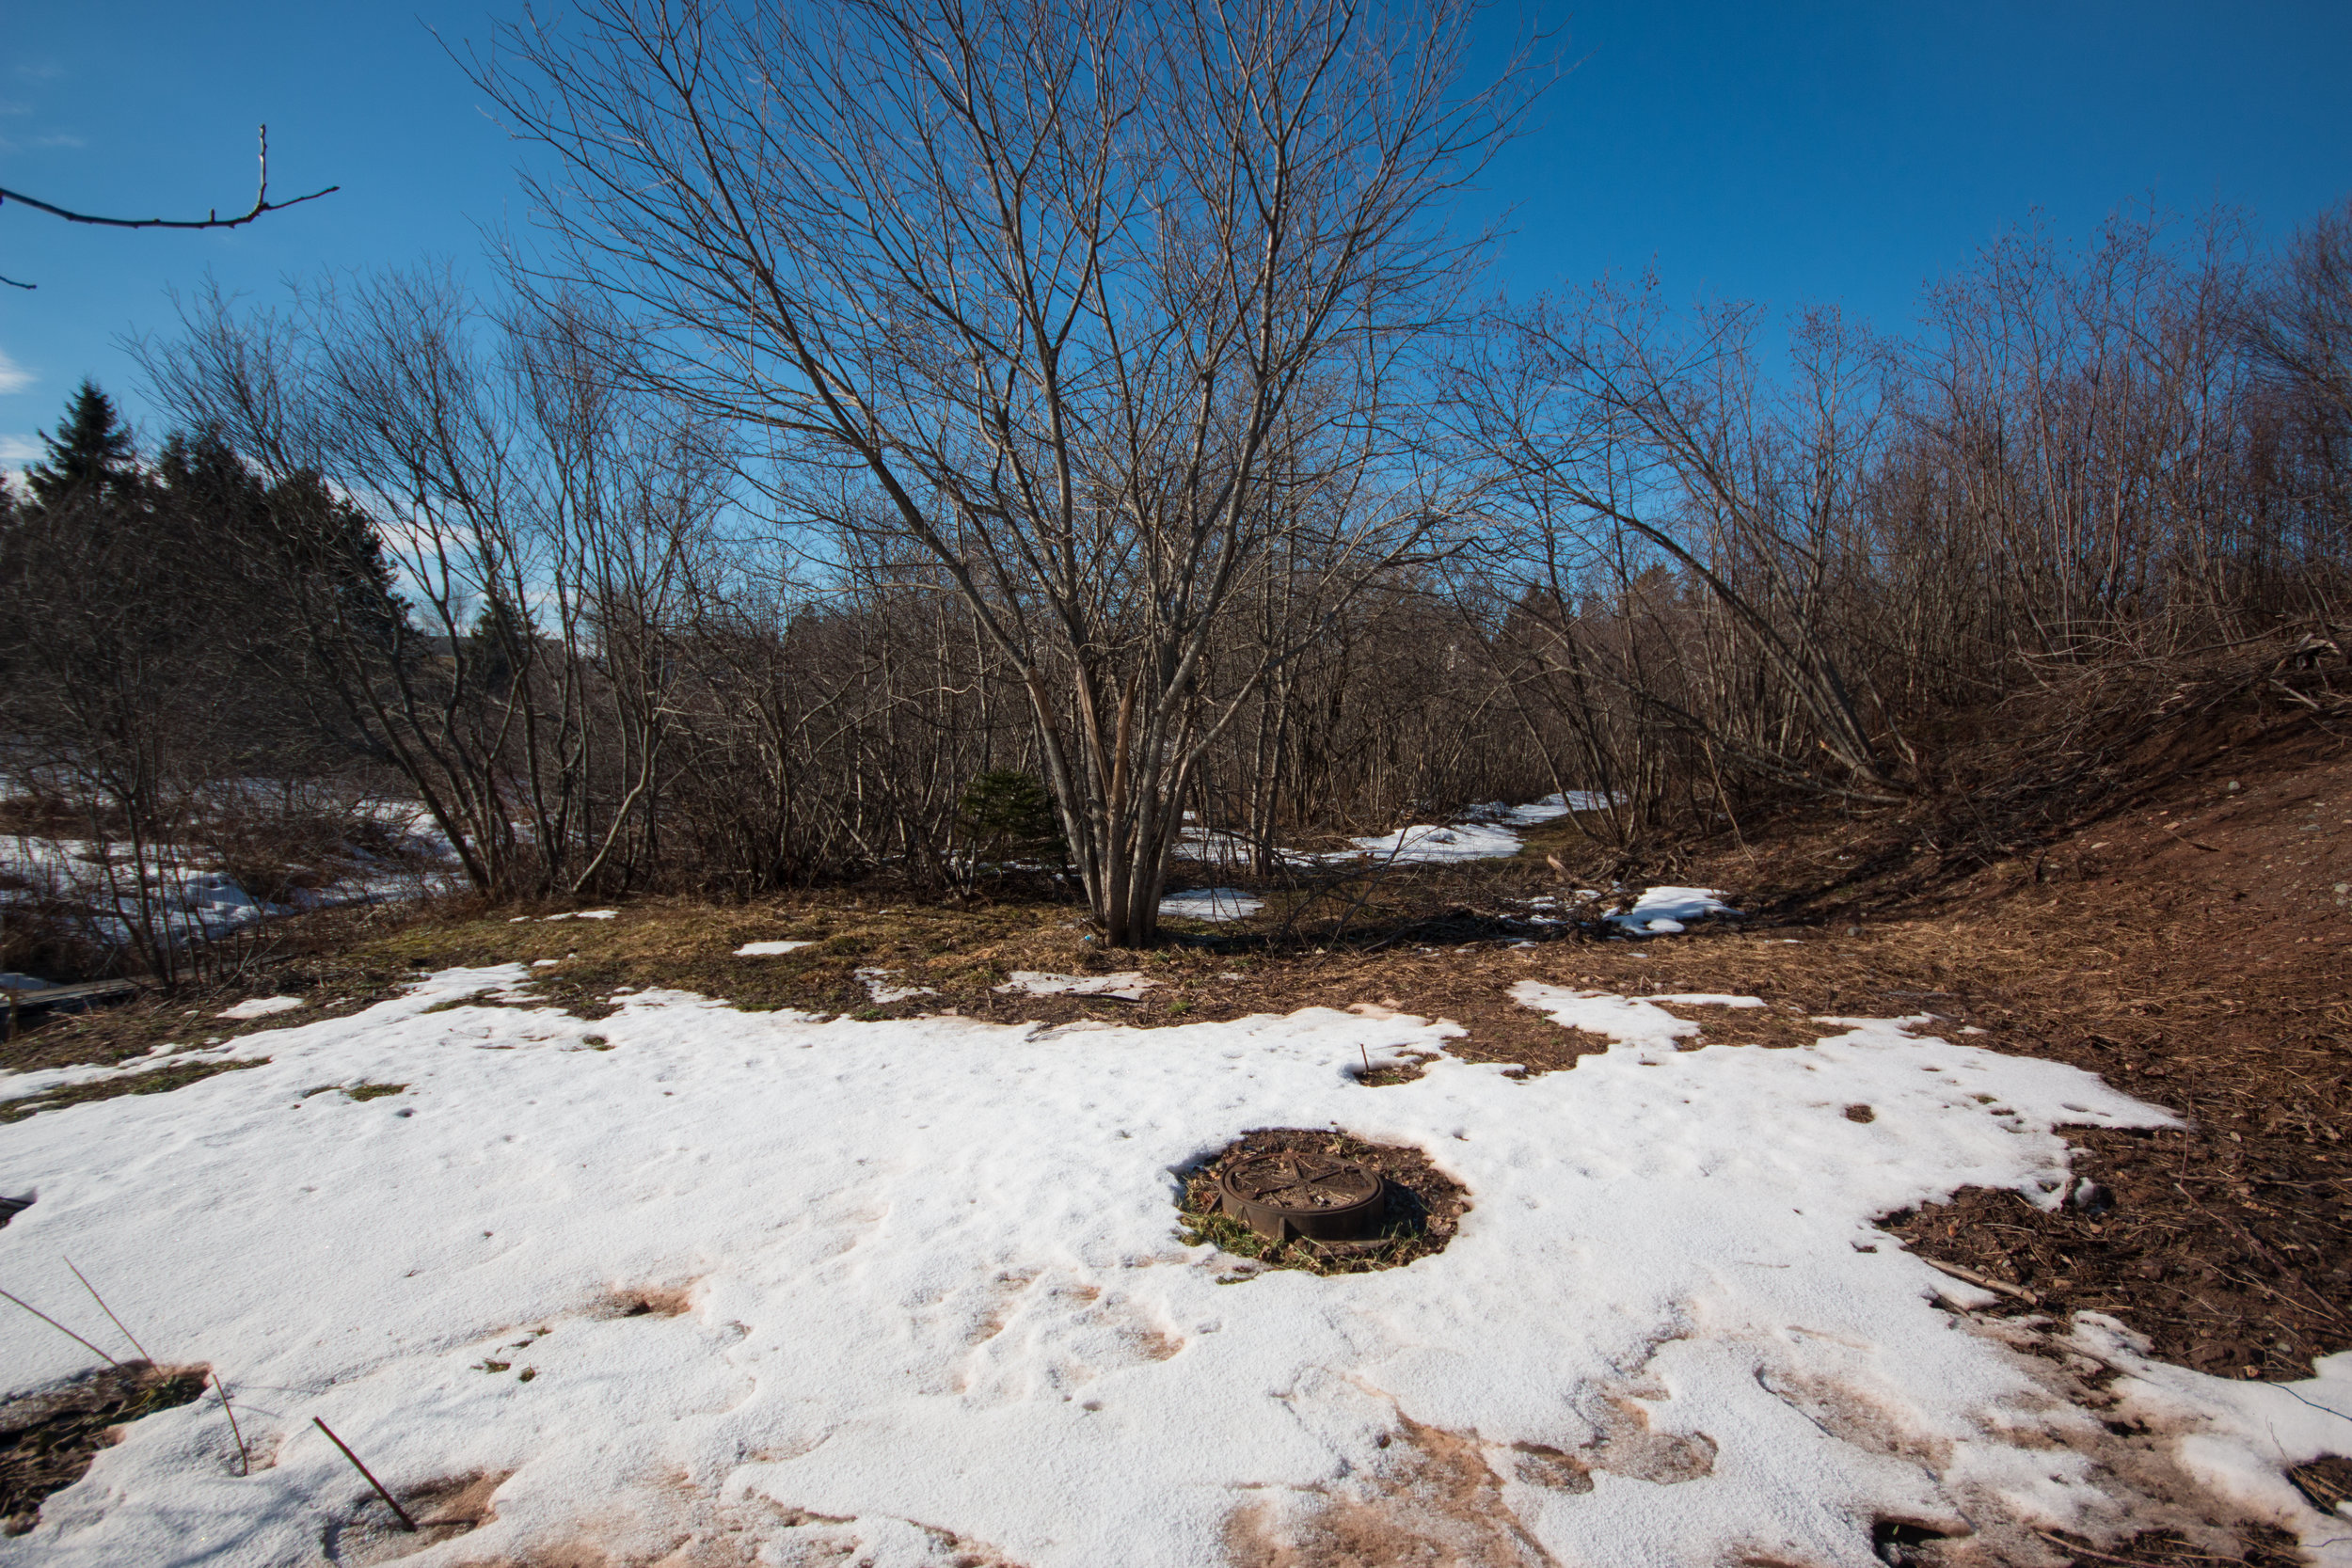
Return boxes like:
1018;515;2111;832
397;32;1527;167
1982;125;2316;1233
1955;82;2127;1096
1345;794;1584;864
1156;886;1264;921
1605;886;1742;936
4;973;2346;1565
993;970;1159;998
1181;792;1613;869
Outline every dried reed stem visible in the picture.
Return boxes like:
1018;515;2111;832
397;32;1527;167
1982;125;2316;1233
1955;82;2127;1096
312;1418;415;1531
0;1286;122;1367
214;1374;250;1476
63;1257;153;1361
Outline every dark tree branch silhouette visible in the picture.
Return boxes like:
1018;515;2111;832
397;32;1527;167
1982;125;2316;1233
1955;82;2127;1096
0;125;337;289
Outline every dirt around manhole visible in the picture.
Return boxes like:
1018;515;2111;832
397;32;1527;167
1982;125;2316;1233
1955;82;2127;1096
1178;1128;1469;1275
1;1361;212;1535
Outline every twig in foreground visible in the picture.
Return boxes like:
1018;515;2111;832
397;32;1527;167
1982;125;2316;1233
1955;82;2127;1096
312;1418;416;1531
63;1258;154;1361
0;1286;123;1367
60;1258;246;1472
214;1373;250;1476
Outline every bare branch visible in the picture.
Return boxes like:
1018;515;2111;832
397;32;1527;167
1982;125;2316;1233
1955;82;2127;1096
0;124;337;232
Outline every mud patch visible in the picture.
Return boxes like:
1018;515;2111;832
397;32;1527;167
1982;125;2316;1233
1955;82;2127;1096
1581;1395;1715;1485
323;1468;513;1564
596;1283;695;1319
1224;1414;1549;1568
1755;1316;2330;1566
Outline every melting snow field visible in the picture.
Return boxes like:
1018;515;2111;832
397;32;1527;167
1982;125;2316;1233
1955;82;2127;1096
2;972;2347;1566
1345;795;1584;864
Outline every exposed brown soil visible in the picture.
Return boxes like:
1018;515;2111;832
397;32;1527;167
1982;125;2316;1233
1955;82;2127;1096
2027;1525;2305;1568
320;1466;511;1564
2288;1454;2352;1513
1223;1413;1551;1568
1178;1128;1470;1275
0;1361;211;1536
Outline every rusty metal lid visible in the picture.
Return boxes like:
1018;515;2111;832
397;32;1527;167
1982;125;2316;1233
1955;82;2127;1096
1217;1151;1388;1243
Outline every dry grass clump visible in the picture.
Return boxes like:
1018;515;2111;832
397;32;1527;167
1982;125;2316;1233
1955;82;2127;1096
1;1362;211;1535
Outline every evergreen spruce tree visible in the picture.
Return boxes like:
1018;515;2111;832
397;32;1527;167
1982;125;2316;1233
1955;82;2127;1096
261;469;406;650
25;380;141;506
958;769;1069;872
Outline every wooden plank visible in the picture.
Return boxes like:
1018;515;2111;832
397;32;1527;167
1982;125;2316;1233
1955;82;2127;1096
0;977;146;1010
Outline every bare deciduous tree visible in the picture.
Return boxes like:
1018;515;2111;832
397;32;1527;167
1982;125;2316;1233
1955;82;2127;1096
472;0;1540;942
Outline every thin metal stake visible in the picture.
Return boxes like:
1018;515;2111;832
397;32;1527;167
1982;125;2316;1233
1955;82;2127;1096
312;1418;416;1531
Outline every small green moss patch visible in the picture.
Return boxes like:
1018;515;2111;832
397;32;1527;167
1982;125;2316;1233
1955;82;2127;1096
420;990;500;1015
0;1058;269;1124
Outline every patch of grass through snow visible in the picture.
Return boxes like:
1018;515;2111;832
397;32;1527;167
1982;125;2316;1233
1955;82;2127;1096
0;1058;269;1124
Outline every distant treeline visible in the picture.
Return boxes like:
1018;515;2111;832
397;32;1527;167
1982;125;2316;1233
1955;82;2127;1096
3;0;2345;953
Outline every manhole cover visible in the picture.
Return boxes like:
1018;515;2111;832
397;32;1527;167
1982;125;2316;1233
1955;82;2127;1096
1180;1129;1469;1275
1218;1151;1388;1243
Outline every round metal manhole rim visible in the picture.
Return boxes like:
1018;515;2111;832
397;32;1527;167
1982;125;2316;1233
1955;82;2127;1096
1216;1150;1390;1243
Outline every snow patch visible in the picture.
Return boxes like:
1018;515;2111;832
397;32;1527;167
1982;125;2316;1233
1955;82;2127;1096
1348;819;1529;863
8;971;2339;1567
734;940;817;957
1606;885;1740;935
993;971;1159;999
215;995;306;1021
855;967;936;1005
1343;793;1612;863
1156;887;1263;922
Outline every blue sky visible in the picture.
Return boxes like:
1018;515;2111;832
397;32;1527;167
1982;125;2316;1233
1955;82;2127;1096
3;1;2348;464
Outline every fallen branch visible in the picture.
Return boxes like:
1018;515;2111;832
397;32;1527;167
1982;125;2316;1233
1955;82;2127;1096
2030;1529;2201;1568
214;1374;251;1477
1916;1255;2040;1305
